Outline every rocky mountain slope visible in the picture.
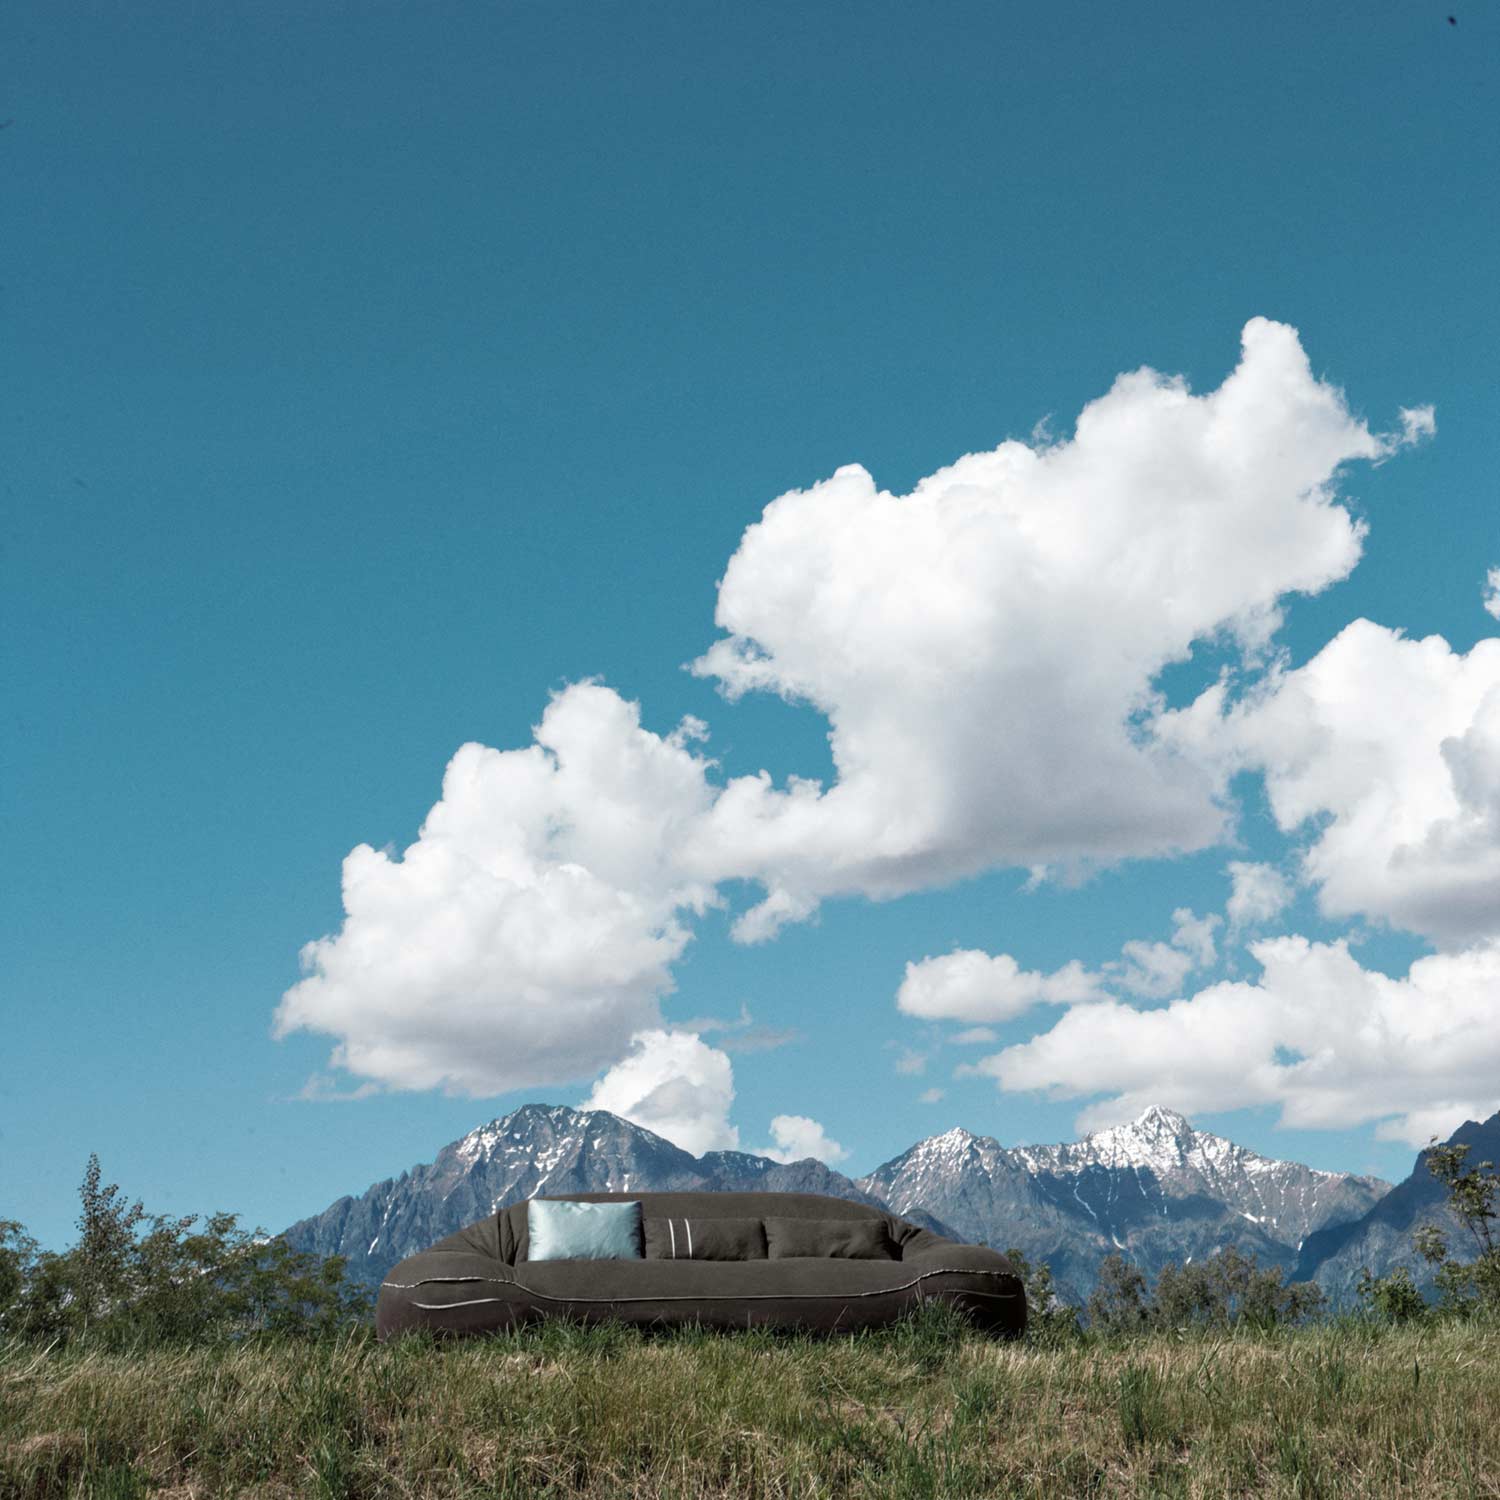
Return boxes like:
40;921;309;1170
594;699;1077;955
858;1106;1390;1302
281;1103;950;1287
1294;1108;1500;1302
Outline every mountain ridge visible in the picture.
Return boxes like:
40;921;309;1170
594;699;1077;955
857;1104;1389;1302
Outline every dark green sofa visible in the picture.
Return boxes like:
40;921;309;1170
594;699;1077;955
376;1190;1026;1339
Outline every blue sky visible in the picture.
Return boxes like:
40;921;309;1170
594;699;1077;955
5;0;1497;1250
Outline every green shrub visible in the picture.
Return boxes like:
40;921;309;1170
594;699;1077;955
0;1155;370;1348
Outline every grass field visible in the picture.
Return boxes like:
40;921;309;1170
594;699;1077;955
4;1310;1499;1499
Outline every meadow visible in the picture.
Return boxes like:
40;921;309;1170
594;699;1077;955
4;1309;1499;1500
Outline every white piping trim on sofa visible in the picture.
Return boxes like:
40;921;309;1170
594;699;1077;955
401;1265;1021;1308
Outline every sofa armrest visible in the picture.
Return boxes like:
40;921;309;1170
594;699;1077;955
425;1216;507;1262
899;1233;1019;1277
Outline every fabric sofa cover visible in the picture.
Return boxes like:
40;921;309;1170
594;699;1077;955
376;1190;1025;1340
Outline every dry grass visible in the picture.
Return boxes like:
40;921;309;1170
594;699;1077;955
2;1312;1499;1498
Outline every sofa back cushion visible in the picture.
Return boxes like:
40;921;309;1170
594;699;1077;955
527;1199;644;1262
501;1191;905;1264
644;1215;768;1260
764;1216;898;1260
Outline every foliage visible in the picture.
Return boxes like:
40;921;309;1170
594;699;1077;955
1151;1245;1325;1331
0;1220;40;1317
1356;1139;1500;1324
1355;1263;1427;1324
1081;1245;1323;1335
0;1154;370;1348
1414;1140;1500;1314
1086;1252;1150;1334
1002;1246;1080;1345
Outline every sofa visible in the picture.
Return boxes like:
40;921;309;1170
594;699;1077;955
376;1190;1026;1340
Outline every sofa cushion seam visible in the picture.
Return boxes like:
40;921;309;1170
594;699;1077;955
398;1266;1020;1305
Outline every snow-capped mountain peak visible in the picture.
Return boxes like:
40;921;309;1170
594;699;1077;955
857;1106;1390;1302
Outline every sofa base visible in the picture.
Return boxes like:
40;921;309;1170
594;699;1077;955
377;1253;1025;1340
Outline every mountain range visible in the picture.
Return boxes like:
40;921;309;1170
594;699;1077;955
858;1105;1389;1302
1294;1110;1500;1300
283;1100;1462;1302
282;1103;955;1290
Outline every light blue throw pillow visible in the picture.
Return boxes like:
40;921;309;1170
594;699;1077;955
527;1199;644;1262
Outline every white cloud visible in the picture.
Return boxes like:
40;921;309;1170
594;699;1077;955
919;1088;947;1104
898;950;1105;1022
763;1114;849;1165
1110;906;1221;996
275;683;719;1095
970;935;1500;1146
1397;405;1436;447
951;1027;998;1045
1170;907;1222;966
1111;940;1196;999
907;906;1218;1023
694;318;1410;937
582;1028;739;1155
1484;567;1500;621
282;320;1437;1104
1169;621;1500;948
1226;861;1294;933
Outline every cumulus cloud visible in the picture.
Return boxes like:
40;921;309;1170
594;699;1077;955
969;936;1500;1146
1226;861;1294;933
898;950;1104;1022
1484;567;1500;621
762;1114;849;1164
1168;621;1500;948
693;318;1410;938
274;683;719;1095
282;319;1436;1105
581;1028;739;1155
902;906;1218;1024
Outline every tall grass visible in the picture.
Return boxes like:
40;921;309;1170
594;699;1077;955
3;1310;1498;1498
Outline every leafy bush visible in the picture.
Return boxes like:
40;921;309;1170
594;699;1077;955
0;1155;370;1348
1152;1246;1325;1332
1355;1264;1428;1324
1003;1246;1081;1345
1087;1252;1151;1335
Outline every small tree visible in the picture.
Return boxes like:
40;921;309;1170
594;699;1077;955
1088;1253;1150;1335
1356;1263;1427;1323
1004;1247;1081;1344
0;1220;40;1331
1152;1248;1323;1332
73;1153;148;1337
1411;1140;1500;1316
